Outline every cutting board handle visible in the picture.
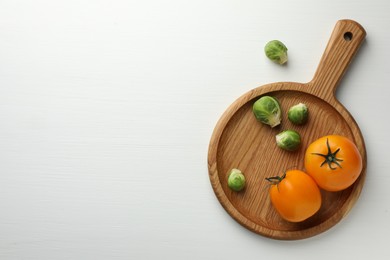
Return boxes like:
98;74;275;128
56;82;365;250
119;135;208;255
309;20;366;101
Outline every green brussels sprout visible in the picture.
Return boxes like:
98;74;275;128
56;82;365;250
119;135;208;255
288;103;308;125
253;96;282;128
276;130;301;151
264;40;288;65
227;168;246;191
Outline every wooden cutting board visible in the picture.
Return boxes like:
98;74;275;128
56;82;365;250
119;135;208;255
207;20;367;240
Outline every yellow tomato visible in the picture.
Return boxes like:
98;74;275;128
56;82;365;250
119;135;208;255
267;170;322;222
304;135;362;192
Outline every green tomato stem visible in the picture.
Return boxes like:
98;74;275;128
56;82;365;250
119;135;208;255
311;138;343;170
265;172;286;185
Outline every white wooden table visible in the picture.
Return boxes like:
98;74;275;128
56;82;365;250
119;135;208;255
0;0;389;259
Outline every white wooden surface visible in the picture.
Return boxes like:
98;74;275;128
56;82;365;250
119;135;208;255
0;0;389;259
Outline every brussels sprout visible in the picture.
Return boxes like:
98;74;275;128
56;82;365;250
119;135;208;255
253;96;282;128
288;103;308;125
227;168;246;191
264;40;288;65
276;130;301;151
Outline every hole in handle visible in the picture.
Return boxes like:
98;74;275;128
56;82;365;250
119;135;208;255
344;32;353;41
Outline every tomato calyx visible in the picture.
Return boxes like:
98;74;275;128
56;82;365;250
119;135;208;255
311;138;343;170
265;172;286;188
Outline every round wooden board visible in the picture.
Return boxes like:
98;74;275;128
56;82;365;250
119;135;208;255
207;20;367;240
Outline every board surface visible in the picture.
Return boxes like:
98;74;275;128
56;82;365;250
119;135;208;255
208;20;367;240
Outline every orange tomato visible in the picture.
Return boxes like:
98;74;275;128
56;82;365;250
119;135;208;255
266;170;322;222
304;135;362;192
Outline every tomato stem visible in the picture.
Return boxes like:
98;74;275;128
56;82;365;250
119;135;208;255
265;172;286;185
311;138;343;170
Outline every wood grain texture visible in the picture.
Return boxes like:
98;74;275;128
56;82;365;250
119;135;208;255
208;20;367;240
